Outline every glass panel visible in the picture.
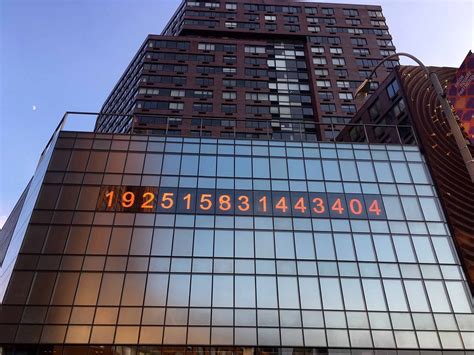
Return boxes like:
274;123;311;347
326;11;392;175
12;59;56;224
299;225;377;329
432;237;455;264
305;159;323;180
295;233;315;259
151;228;173;256
172;229;193;256
320;278;343;310
353;234;375;261
382;196;405;220
255;231;274;258
190;275;211;307
180;155;198;175
288;159;306;180
412;237;436;263
121;274;146;306
144;274;168;306
314;233;335;260
74;273;101;305
298;277;321;309
270;158;288;179
362;279;386;311
98;273;124;306
235;157;252;178
373;235;396;262
341;279;365;310
393;235;416;262
235;276;255;308
275;232;295;259
277;277;300;308
383;280;408;311
334;234;355;261
391;162;411;183
322;160;340;180
445;282;471;313
408;163;429;183
217;156;234;177
235;231;254;257
403;280;429;312
253;157;270;178
356;161;376;182
193;229;213;257
257;276;278;308
167;274;190;307
213;275;233;307
214;230;233;257
419;197;442;221
162;154;180;175
339;161;358;181
425;281;451;312
199;155;216;176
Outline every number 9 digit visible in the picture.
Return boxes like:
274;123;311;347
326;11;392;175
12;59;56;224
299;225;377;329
122;192;135;208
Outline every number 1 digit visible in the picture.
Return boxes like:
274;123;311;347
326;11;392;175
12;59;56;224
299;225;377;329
259;195;267;212
105;191;114;208
183;193;191;210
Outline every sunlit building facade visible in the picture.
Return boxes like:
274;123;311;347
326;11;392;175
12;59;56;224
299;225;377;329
1;0;473;354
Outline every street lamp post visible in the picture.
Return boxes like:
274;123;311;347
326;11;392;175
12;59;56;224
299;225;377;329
354;52;474;183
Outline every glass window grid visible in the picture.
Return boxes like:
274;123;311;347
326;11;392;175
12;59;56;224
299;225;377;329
6;132;472;349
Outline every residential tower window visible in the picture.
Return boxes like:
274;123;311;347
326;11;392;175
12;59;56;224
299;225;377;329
193;103;213;112
318;92;334;100
222;104;237;113
316;80;331;88
322;8;335;15
222;92;237;100
332;58;346;66
315;69;329;76
313;57;327;65
343;9;359;16
339;92;353;100
169;102;184;110
387;80;400;99
198;43;215;51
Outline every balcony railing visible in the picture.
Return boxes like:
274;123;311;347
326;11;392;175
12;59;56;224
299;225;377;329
40;111;419;161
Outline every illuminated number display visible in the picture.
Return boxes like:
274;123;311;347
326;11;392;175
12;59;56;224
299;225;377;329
98;186;385;219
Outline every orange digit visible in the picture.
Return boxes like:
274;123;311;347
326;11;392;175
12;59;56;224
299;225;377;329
369;199;381;216
259;195;268;212
105;191;114;208
331;198;345;214
349;199;362;215
312;197;325;214
141;192;155;209
237;195;250;212
219;194;232;211
275;196;289;213
161;192;174;209
183;193;192;210
294;197;307;214
122;192;135;208
200;194;213;210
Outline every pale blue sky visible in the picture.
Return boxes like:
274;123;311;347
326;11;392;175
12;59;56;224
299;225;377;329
0;0;473;227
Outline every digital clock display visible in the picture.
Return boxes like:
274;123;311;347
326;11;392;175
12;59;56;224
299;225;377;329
97;186;386;219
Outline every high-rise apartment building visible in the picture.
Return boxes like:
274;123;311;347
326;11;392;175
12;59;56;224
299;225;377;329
96;0;398;141
1;1;473;354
